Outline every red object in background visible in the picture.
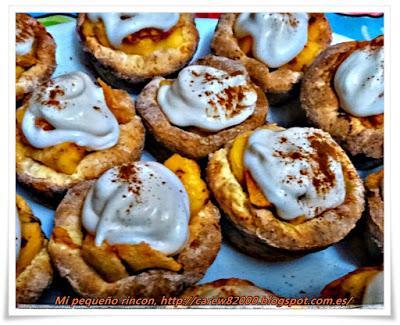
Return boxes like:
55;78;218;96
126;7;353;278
195;13;222;19
341;12;383;17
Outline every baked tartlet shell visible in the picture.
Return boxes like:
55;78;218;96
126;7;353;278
16;197;53;304
16;14;56;101
211;13;332;104
207;125;365;260
181;278;278;299
320;266;383;305
48;180;221;299
76;13;199;87
301;36;384;159
364;169;384;259
136;55;269;160
16;109;145;207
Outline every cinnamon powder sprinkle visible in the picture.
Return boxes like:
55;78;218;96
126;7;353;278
49;86;65;100
308;135;338;194
274;132;339;195
35;118;54;131
206;84;254;119
189;68;255;119
40;84;66;109
116;164;143;197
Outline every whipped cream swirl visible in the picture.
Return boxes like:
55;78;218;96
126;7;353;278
244;128;345;220
334;46;384;117
234;13;309;68
82;162;190;255
362;271;384;305
157;65;258;132
87;13;180;49
22;71;120;150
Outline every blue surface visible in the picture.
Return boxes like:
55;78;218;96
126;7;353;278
326;13;383;40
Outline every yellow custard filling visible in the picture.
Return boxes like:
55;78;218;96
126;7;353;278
164;154;210;216
322;268;382;301
16;196;45;276
228;131;273;208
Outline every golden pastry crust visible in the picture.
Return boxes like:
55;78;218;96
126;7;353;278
211;13;332;104
16;14;56;101
16;90;145;206
301;36;384;159
320;266;383;305
48;180;221;299
181;278;277;299
76;13;199;86
16;196;53;304
16;247;53;304
136;55;269;160
364;169;384;257
207;124;364;260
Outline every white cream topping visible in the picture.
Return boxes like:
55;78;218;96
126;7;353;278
16;211;21;259
157;65;258;132
16;21;35;56
234;13;309;68
244;128;345;220
334;46;384;117
362;271;384;305
16;31;34;56
82;162;190;255
87;13;180;49
22;71;120;150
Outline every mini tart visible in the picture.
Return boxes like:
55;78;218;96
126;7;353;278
320;266;383;305
136;55;269;160
16;14;56;101
301;36;384;159
364;169;384;258
16;80;145;206
16;195;52;304
207;124;364;260
48;156;221;299
77;13;199;87
181;278;278;299
211;13;332;104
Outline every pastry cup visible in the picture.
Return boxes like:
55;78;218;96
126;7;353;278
301;36;384;159
16;14;56;101
207;124;365;261
364;169;384;258
48;180;221;299
211;13;332;104
77;13;199;87
16;84;145;206
16;195;53;304
181;278;278;299
320;266;383;305
136;55;269;160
